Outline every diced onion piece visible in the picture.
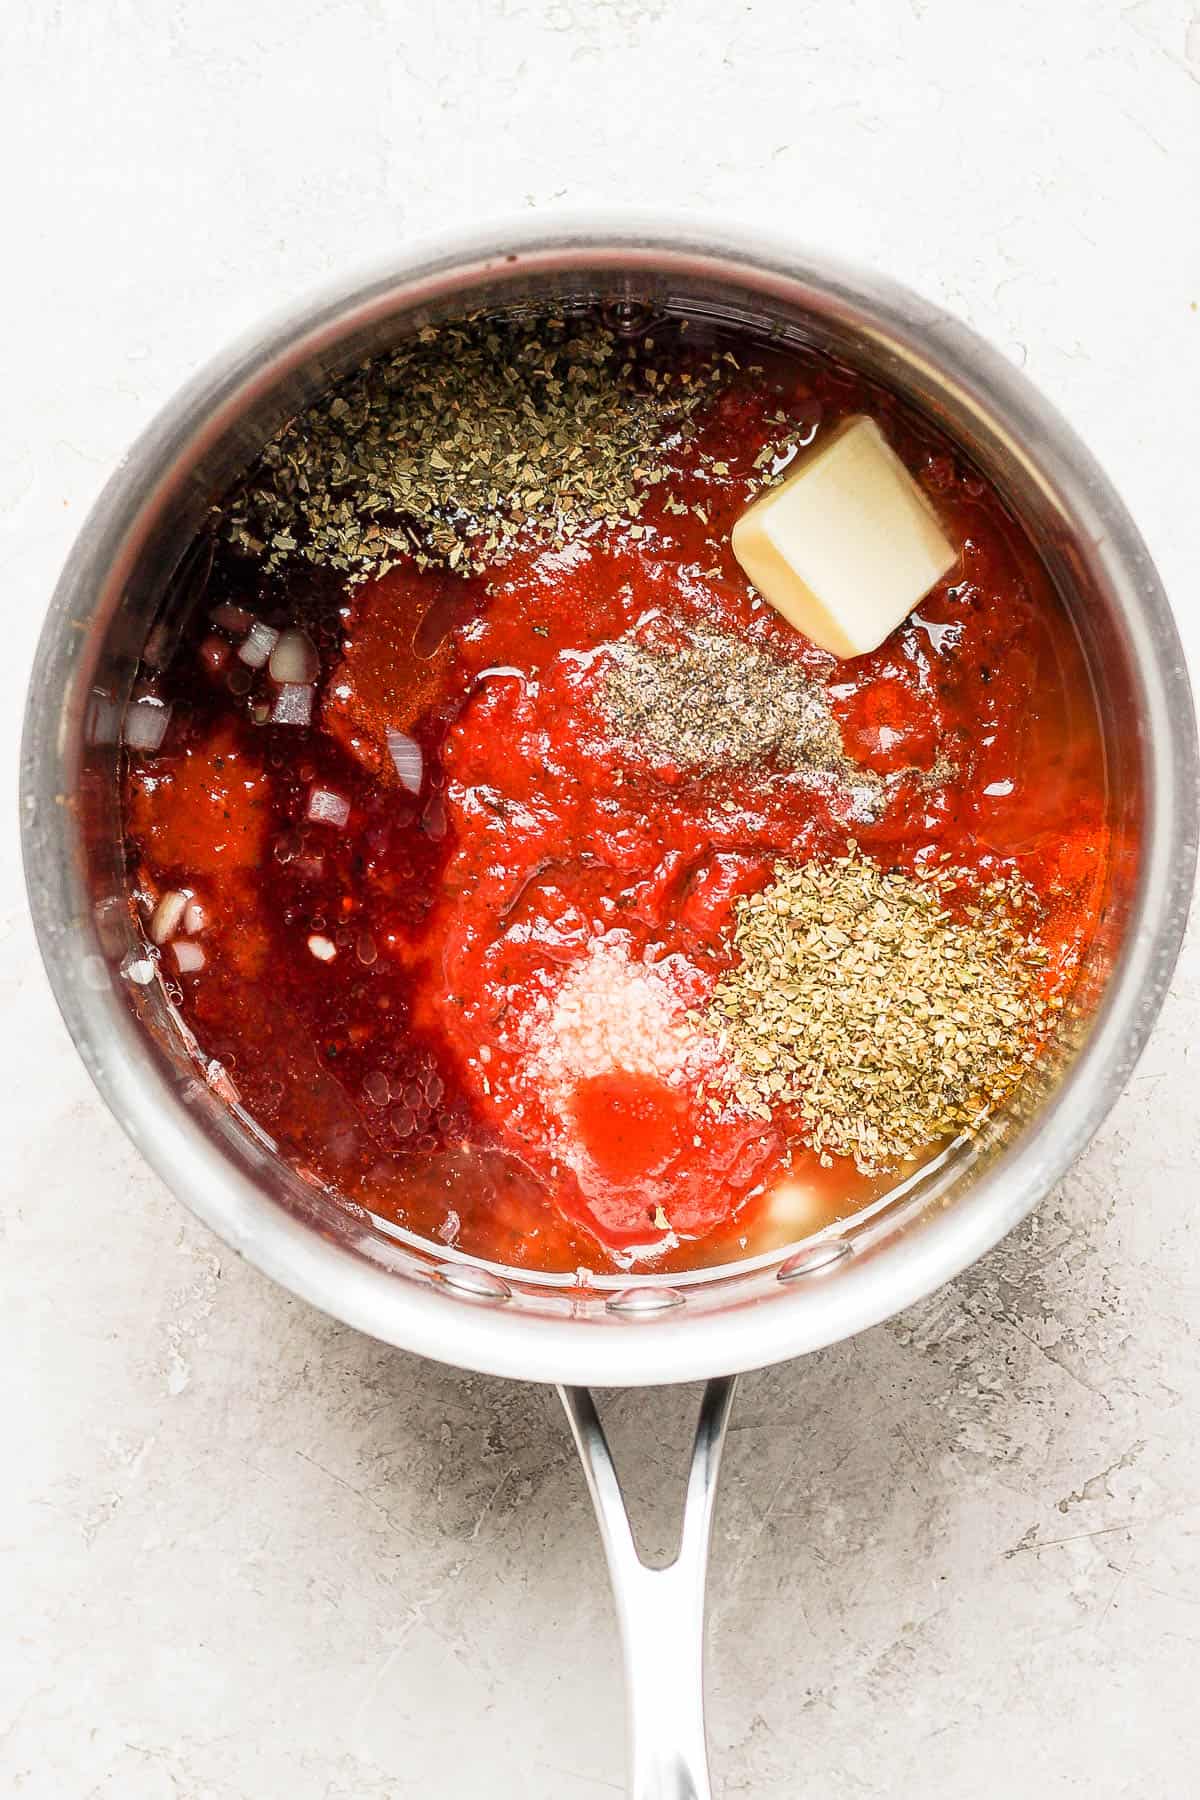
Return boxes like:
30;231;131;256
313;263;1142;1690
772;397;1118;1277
269;626;320;686
124;698;172;752
173;940;206;973
211;602;254;634
183;897;207;935
386;728;424;795
271;683;314;726
307;934;337;962
206;1059;240;1105
150;889;188;945
122;953;156;986
238;621;280;669
306;786;351;829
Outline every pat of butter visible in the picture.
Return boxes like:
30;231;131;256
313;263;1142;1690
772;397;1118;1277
730;415;956;658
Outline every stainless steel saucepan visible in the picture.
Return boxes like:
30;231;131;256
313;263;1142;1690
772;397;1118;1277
21;219;1198;1798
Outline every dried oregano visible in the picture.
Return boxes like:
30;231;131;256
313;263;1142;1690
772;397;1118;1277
225;313;724;582
705;850;1051;1172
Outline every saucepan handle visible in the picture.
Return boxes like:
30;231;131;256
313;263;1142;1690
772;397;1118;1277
558;1376;737;1800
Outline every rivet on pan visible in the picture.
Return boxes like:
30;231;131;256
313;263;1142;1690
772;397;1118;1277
605;1286;686;1316
599;298;664;339
434;1263;513;1304
778;1239;852;1282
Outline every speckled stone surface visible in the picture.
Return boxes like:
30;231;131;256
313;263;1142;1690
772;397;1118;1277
4;3;1199;1795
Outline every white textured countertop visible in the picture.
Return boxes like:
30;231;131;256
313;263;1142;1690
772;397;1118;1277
5;3;1199;1795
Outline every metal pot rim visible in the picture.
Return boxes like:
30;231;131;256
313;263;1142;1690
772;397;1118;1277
21;211;1199;1385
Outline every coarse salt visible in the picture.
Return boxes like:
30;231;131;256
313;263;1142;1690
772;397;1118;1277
527;939;727;1105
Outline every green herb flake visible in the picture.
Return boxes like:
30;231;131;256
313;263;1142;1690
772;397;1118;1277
226;312;727;582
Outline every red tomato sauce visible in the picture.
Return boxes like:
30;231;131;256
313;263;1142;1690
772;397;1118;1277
122;333;1110;1274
